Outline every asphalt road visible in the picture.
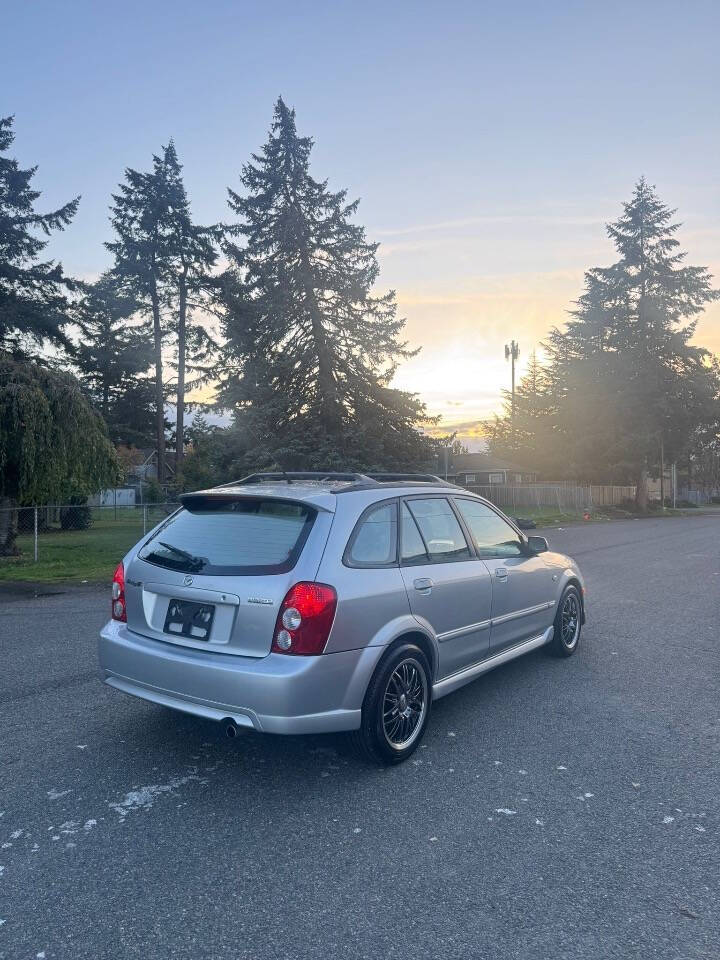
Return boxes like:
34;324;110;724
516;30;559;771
1;515;719;960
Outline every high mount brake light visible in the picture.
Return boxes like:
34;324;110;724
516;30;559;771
272;582;337;656
111;562;127;622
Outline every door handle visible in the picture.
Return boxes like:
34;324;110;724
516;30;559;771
413;577;433;593
495;568;509;581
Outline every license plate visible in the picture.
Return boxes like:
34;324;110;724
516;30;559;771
164;599;215;640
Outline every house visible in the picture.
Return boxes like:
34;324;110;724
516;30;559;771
119;447;178;484
436;452;537;486
88;488;136;507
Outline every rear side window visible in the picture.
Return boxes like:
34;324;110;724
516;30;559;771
139;499;315;575
402;498;471;563
345;502;397;567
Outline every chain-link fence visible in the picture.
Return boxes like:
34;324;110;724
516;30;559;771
0;503;179;575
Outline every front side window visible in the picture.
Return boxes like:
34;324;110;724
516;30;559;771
346;502;397;566
402;498;471;563
400;503;427;563
453;498;523;558
139;498;315;575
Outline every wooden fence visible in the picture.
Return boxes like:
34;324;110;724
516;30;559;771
587;484;636;506
463;483;636;513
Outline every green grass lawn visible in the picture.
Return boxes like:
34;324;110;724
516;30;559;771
0;509;171;583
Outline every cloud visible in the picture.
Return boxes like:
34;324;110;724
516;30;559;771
424;418;487;436
374;213;610;239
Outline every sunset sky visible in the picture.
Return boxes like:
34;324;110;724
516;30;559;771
4;0;720;445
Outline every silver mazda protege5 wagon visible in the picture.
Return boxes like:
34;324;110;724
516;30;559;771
99;473;586;764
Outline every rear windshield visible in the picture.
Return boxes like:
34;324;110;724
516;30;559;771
138;498;316;575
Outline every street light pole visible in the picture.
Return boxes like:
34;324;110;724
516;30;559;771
505;340;520;446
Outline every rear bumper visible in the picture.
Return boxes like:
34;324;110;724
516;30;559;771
99;620;383;734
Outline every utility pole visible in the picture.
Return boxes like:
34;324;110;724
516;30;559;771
672;462;677;510
660;436;665;511
505;340;520;446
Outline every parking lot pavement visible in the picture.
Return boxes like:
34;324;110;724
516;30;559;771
1;515;719;960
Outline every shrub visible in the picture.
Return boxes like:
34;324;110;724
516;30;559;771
60;499;93;530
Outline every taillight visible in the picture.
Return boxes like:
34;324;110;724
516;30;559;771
272;582;337;656
111;562;127;622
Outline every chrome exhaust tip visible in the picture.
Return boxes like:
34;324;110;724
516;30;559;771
224;720;238;738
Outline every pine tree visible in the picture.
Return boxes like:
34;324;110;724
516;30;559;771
561;179;719;504
0;116;80;356
218;98;434;471
74;274;155;444
107;144;221;484
107;378;160;448
488;181;720;501
106;159;173;481
484;350;557;475
160;142;221;483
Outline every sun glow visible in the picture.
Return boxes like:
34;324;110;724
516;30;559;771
387;253;720;449
388;271;578;445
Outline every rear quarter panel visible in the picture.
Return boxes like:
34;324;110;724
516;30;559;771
317;493;429;657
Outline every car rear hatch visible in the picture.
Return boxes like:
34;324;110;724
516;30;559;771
123;491;333;657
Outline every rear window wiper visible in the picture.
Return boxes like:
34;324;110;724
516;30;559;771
152;541;206;571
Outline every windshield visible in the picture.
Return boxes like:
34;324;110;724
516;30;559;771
138;498;315;575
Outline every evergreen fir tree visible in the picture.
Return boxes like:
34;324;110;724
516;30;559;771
106;378;160;449
488;181;719;501
0;116;80;356
160;142;221;482
107;144;221;482
218;98;434;471
561;179;719;503
484;350;556;475
74;274;155;444
106;159;173;481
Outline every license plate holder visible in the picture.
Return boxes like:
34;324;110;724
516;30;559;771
164;599;215;641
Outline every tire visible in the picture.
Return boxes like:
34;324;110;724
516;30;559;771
351;643;432;765
549;584;582;657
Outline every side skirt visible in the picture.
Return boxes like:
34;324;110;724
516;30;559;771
431;626;554;701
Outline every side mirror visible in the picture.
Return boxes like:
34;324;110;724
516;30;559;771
525;535;549;554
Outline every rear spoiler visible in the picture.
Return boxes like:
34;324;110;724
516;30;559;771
179;489;333;512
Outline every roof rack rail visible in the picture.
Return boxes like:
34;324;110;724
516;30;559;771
224;472;371;486
365;473;445;483
219;471;455;492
